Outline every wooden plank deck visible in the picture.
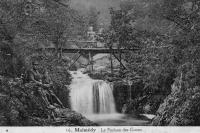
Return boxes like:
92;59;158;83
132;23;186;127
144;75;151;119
37;47;140;54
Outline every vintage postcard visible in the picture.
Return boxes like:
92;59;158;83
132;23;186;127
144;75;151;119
0;0;200;133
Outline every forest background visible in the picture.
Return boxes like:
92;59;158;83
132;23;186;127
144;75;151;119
1;0;200;126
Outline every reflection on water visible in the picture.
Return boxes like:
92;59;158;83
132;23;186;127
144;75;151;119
85;114;150;126
85;113;123;121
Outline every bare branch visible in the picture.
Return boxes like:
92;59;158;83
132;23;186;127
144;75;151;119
52;0;69;8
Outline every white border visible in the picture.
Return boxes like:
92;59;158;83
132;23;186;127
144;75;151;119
0;127;200;133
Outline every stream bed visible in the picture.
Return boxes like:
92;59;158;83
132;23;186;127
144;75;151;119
85;113;150;126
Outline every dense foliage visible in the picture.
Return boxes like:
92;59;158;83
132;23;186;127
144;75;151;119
105;0;200;122
0;0;97;126
2;0;200;126
152;63;200;125
0;0;91;107
0;77;96;126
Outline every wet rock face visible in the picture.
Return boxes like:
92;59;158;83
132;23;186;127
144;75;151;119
0;78;96;126
152;63;200;126
113;80;166;115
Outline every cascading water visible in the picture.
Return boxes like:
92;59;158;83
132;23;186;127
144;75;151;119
69;69;117;115
69;69;149;125
93;81;116;113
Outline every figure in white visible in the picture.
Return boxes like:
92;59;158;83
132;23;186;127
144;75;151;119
87;26;96;42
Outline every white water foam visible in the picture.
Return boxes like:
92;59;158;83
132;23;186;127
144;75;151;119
69;69;120;119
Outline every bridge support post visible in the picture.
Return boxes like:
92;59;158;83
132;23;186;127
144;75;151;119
89;52;93;73
110;52;113;75
112;53;127;70
119;49;122;75
68;52;82;70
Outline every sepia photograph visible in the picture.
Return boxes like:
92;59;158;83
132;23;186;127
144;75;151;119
0;0;200;132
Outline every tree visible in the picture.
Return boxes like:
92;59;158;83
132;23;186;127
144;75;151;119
106;1;200;114
0;0;89;109
87;6;100;31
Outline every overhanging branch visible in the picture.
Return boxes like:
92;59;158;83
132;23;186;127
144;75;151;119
52;0;69;8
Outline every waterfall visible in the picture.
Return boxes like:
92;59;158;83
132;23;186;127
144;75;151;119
93;81;116;113
69;69;116;115
69;70;149;126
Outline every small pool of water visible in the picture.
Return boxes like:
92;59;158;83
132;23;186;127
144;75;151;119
85;113;150;126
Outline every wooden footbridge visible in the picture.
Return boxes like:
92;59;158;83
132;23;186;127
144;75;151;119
38;40;140;74
42;47;138;54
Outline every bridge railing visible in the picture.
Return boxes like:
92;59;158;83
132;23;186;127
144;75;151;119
66;40;105;49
